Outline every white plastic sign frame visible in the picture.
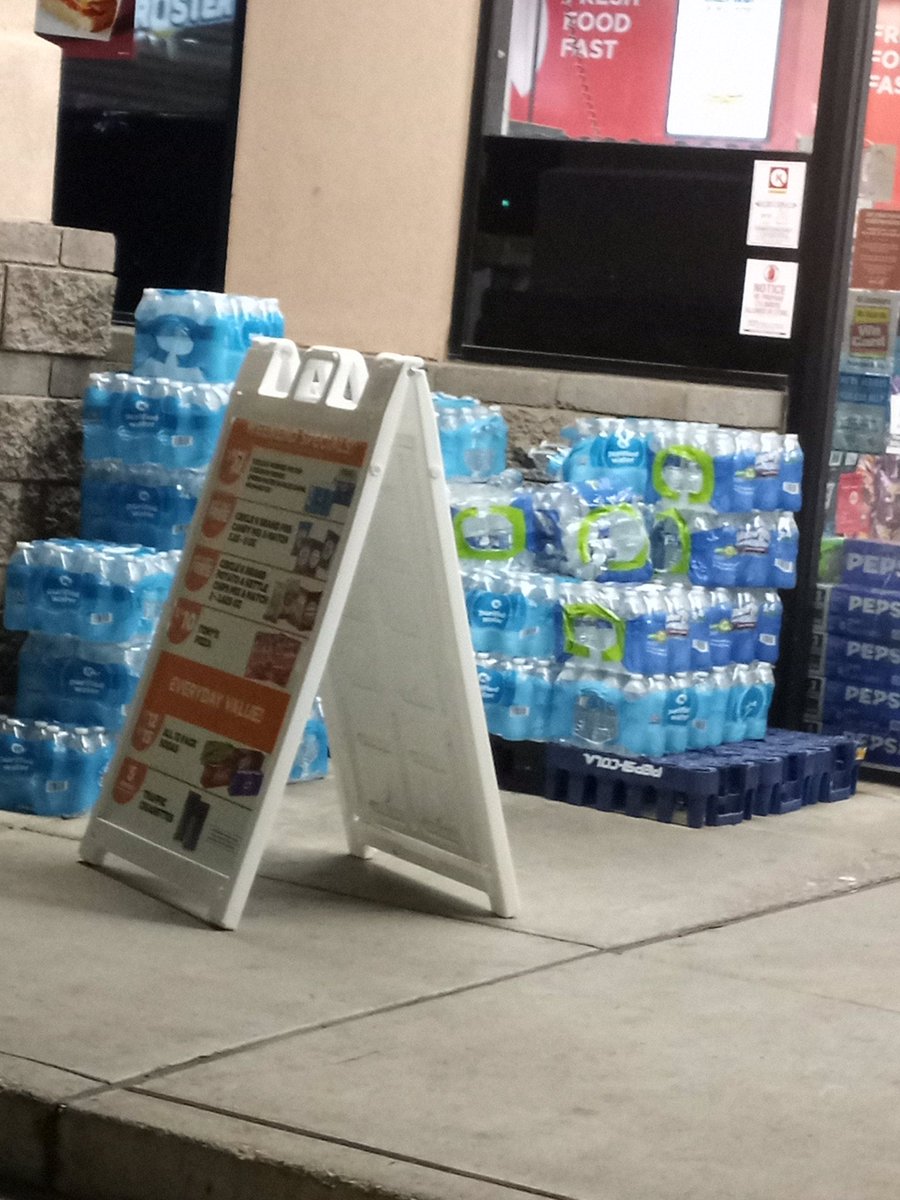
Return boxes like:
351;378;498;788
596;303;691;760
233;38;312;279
80;341;518;929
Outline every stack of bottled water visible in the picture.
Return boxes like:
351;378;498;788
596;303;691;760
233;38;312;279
3;542;178;734
434;393;508;481
453;416;802;756
82;288;284;552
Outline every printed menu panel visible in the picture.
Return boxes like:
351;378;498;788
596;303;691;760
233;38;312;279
101;416;367;873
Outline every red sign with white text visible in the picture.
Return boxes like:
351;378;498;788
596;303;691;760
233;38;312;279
505;0;827;149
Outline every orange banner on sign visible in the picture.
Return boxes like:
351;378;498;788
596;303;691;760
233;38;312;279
143;651;290;753
224;417;368;470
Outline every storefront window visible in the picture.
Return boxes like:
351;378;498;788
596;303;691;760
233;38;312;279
454;0;830;375
52;0;244;317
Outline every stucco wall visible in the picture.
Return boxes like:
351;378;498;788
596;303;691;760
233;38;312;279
0;1;61;222
225;0;481;361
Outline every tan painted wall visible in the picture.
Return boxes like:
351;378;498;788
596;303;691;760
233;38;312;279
0;0;61;222
225;0;481;361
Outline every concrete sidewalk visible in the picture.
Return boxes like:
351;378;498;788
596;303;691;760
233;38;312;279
3;778;900;1200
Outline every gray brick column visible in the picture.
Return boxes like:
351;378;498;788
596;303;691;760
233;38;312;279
0;220;117;710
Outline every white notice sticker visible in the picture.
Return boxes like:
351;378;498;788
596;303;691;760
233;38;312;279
747;160;807;250
739;259;799;340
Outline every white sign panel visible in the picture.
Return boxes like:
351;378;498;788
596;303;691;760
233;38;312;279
81;343;518;929
667;0;784;141
746;160;807;250
739;258;799;339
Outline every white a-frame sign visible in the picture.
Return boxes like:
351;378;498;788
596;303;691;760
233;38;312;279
80;342;519;929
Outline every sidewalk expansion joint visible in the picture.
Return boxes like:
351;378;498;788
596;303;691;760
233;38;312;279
128;1087;582;1200
603;868;900;956
101;946;604;1093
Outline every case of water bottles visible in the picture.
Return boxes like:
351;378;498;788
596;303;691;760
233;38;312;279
450;481;800;589
4;541;179;643
81;463;206;551
0;717;115;818
433;393;508;481
133;289;285;384
550;417;803;514
16;633;151;731
83;373;231;470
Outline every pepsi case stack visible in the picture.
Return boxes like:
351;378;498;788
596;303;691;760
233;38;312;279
807;539;900;770
441;407;802;758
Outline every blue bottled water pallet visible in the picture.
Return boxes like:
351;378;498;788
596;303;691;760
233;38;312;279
491;731;862;828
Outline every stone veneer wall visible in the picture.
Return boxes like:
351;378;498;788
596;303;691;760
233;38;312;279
0;220;121;711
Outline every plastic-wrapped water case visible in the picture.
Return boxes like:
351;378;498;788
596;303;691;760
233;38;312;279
4;540;179;642
83;373;230;470
133;289;285;385
16;634;151;731
0;717;115;817
81;462;205;551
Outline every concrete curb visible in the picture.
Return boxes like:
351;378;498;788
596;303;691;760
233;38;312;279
1;1083;547;1200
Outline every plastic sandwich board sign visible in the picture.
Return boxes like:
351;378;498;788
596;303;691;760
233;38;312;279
79;342;518;929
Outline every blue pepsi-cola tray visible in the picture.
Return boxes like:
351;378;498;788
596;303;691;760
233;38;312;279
491;731;862;828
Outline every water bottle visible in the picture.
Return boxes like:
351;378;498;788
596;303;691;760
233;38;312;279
503;574;558;659
735;514;772;588
756;590;783;663
770;513;799;589
528;660;557;742
663;582;692;674
465;568;518;655
687;587;712;673
732;431;759;512
650;507;692;577
689;512;739;588
619;674;667;757
530;484;577;574
637;585;670;677
83;373;116;461
707;667;731;747
723;664;751;743
689;672;715;750
264;298;286;338
744;663;775;741
754;431;784;510
730;590;759;664
475;653;510;737
4;542;41;630
501;658;538;741
779;434;803;511
289;698;330;782
707;588;734;668
661;673;694;754
0;718;40;812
